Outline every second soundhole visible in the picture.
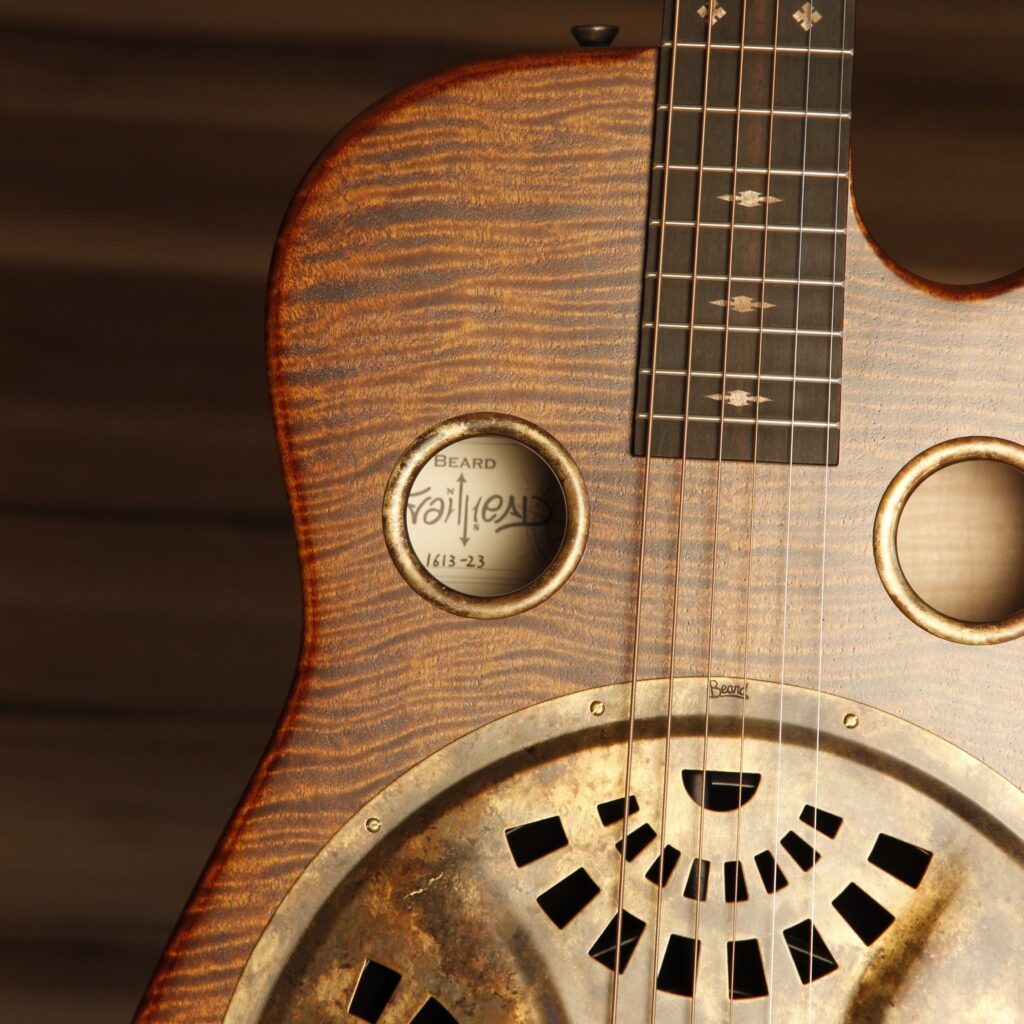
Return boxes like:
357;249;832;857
897;459;1024;623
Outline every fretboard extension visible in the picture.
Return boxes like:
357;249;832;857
632;0;854;465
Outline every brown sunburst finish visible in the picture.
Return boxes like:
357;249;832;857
134;48;1024;1023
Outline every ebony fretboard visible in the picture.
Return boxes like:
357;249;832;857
632;0;855;465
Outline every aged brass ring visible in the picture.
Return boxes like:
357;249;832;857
382;412;589;619
874;436;1024;645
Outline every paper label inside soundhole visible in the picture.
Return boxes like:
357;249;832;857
405;435;567;597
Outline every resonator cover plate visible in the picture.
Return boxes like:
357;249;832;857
226;679;1024;1023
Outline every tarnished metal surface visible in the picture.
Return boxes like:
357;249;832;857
225;679;1024;1022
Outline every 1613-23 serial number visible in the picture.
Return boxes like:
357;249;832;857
421;553;487;570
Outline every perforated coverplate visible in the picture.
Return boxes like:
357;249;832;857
225;679;1024;1022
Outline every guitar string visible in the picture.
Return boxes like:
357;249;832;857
667;5;732;1021
646;4;850;1016
807;3;852;1018
770;0;835;1012
624;3;849;1017
729;0;790;1015
644;0;689;1015
693;0;756;1019
637;0;723;1015
764;0;799;1009
610;0;687;1015
785;3;819;1012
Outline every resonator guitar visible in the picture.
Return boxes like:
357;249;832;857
135;2;1024;1021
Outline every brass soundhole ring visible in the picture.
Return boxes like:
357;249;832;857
382;413;589;619
874;436;1024;646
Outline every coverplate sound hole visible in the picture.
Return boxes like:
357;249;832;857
383;414;589;618
498;762;930;1004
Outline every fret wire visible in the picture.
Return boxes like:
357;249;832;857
640;368;842;384
659;105;850;120
646;273;844;287
787;0;828;476
643;322;841;337
663;42;854;56
631;1;852;464
651;220;846;235
654;164;847;178
638;414;840;428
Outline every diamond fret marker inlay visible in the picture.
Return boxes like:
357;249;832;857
793;2;823;30
698;1;727;24
708;390;771;408
712;295;774;313
719;190;781;208
633;0;848;465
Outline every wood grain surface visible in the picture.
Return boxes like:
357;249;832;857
4;4;1023;1023
130;46;1024;1024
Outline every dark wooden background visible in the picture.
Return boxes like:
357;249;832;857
1;1;1021;1021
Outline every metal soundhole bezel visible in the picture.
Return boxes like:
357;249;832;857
874;435;1024;645
382;412;589;619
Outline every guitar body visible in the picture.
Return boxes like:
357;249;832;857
135;48;1024;1024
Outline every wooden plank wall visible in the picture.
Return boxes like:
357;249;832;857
1;2;1021;1022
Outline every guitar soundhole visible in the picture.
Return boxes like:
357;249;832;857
405;435;567;598
801;803;843;837
615;822;657;861
646;845;681;886
875;438;1024;644
898;458;1024;623
382;414;589;618
780;830;821;871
